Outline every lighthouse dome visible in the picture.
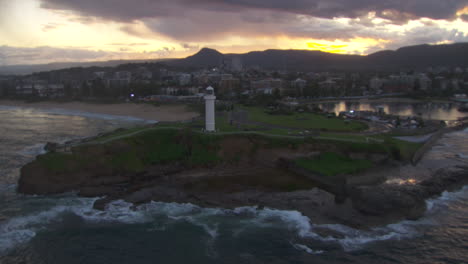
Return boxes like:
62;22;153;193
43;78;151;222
206;86;214;95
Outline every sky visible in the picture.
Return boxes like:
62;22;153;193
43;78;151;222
0;0;468;65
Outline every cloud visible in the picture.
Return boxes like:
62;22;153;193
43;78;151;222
363;25;468;54
2;1;467;65
107;43;150;46
0;46;110;65
39;0;468;23
37;0;468;44
0;45;187;65
41;22;63;32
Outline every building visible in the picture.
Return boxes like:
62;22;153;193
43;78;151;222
319;79;339;90
15;81;64;97
434;76;448;90
177;74;192;86
251;78;283;94
15;83;34;96
107;71;132;87
369;77;384;93
382;74;415;93
291;78;307;90
161;86;198;96
219;77;240;95
418;74;432;91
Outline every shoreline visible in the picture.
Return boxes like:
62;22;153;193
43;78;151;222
0;100;199;122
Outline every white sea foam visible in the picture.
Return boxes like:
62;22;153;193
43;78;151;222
426;186;468;211
292;243;324;255
18;143;47;157
0;197;95;254
1;185;467;255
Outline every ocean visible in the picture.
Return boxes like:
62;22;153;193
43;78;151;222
0;105;467;264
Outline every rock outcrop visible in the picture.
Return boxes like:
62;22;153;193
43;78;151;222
350;167;468;222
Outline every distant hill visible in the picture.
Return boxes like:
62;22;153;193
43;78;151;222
1;43;467;75
167;43;468;71
0;58;172;75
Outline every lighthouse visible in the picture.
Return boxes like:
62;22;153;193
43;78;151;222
204;86;216;132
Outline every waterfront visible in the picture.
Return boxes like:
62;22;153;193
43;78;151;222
317;100;467;121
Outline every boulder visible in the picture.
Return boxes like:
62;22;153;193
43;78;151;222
419;168;468;196
350;185;426;220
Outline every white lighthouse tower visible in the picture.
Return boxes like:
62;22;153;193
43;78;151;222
204;86;216;132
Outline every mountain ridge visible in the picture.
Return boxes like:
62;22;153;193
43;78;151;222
167;42;468;71
1;43;467;75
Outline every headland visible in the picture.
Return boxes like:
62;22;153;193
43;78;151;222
17;115;468;229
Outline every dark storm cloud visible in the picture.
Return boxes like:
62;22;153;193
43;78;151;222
140;9;295;41
37;0;468;42
39;0;467;22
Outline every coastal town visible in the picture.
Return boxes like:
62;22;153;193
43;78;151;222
1;47;468;138
2;60;468;101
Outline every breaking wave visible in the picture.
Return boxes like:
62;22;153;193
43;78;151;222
1;185;467;256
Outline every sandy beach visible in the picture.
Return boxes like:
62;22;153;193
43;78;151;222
0;100;200;122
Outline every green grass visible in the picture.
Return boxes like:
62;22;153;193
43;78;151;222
295;152;373;177
36;152;75;173
111;150;145;172
318;133;370;142
240;106;368;132
91;126;150;143
37;118;425;181
385;138;423;161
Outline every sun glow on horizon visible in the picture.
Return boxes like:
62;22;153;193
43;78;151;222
305;38;391;54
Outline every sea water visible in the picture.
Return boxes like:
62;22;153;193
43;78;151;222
0;106;467;264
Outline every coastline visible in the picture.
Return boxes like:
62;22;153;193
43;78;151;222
16;124;468;230
0;100;199;122
5;99;467;231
